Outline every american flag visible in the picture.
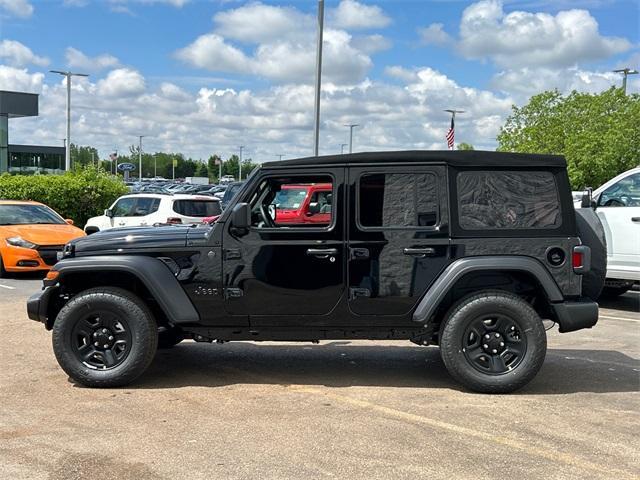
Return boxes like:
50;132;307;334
446;116;455;150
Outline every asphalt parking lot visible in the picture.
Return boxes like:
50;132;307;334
1;275;638;480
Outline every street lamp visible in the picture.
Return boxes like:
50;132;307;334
138;135;144;180
50;70;88;171
239;145;244;181
313;0;325;156
344;124;359;153
340;143;348;154
613;68;639;95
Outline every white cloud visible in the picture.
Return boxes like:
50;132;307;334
213;2;312;44
65;47;120;71
0;40;49;67
352;34;393;55
418;23;452;46
330;0;391;30
0;65;44;93
458;0;631;68
97;68;146;97
175;34;252;73
0;0;33;17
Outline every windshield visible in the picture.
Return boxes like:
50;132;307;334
0;204;66;225
275;188;308;210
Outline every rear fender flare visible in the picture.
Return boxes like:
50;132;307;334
412;256;563;324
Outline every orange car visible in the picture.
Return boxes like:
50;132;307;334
0;200;85;277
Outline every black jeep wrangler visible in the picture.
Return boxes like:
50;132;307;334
27;151;604;393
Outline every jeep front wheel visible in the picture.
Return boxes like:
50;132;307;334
52;287;158;387
439;291;547;394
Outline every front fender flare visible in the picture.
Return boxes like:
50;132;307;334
412;256;563;324
52;255;200;324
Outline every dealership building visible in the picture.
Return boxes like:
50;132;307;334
0;90;65;175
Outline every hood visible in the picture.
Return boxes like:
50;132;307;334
70;225;195;255
1;224;85;246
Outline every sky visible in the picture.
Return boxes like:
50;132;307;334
0;0;638;162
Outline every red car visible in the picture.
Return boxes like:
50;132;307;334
274;183;332;225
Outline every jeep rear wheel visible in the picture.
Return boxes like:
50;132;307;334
439;291;547;393
52;287;158;387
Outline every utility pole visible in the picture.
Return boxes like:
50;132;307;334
239;145;244;181
218;157;222;182
613;68;638;95
154;153;157;178
444;109;464;150
138;135;144;181
50;70;89;171
277;154;284;161
345;124;359;153
113;147;118;175
313;0;325;156
340;143;348;154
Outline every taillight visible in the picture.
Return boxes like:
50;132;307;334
166;217;182;224
572;246;590;274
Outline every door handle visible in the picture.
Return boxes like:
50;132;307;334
306;248;338;257
632;217;640;223
403;247;436;257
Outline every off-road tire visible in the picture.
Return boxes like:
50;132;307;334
439;290;547;394
52;287;158;387
157;327;184;349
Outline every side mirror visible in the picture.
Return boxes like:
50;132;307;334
65;219;74;225
104;208;114;218
580;187;594;209
231;202;251;229
307;202;320;215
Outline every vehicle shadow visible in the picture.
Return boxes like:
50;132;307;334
598;292;640;314
130;343;640;395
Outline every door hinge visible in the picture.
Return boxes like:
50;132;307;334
349;287;371;300
224;288;244;299
350;247;370;260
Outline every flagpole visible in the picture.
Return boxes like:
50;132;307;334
444;109;464;150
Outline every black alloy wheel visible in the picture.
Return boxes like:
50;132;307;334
70;311;132;370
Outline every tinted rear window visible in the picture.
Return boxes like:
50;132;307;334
173;200;221;217
457;171;560;230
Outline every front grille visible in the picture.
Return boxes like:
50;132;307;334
37;245;64;266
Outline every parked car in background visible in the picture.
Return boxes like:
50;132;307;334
274;183;332;225
576;167;640;296
220;175;235;184
84;194;222;233
0;200;85;276
220;181;244;209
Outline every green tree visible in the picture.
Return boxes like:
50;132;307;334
194;162;208;178
207;155;222;182
70;144;99;167
497;87;640;188
457;142;474;151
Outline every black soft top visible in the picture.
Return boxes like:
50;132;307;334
265;150;566;169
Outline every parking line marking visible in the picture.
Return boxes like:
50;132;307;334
289;385;636;479
0;284;15;290
599;315;640;323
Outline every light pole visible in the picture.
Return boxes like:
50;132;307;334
313;0;325;156
613;68;638;95
444;109;464;150
154;153;158;178
239;145;244;181
277;154;284;161
50;70;88;171
138;135;144;180
340;143;348;154
345;124;359;153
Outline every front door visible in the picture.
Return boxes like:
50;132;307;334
222;168;346;326
347;166;451;323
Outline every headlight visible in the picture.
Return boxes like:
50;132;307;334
6;236;37;249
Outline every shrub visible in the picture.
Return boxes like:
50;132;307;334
0;166;128;227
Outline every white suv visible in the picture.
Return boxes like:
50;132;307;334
84;194;221;234
578;167;640;296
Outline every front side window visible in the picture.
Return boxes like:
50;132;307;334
359;173;438;228
598;172;640;208
247;176;334;228
111;198;137;217
458;171;560;230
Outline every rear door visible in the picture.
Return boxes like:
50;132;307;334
347;165;451;324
